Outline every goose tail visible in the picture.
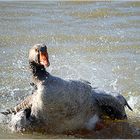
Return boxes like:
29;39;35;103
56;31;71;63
116;94;133;111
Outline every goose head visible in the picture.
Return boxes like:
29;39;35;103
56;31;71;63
29;44;50;68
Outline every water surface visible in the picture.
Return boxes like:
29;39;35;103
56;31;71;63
0;1;140;139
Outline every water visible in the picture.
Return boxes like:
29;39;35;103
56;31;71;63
0;1;140;138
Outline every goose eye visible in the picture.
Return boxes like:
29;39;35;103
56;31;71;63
35;48;39;52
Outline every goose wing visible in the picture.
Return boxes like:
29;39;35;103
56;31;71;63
1;95;33;115
92;89;128;120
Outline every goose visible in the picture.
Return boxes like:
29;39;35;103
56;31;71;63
1;44;132;133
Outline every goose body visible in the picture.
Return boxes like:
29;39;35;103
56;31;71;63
31;74;94;132
2;44;132;133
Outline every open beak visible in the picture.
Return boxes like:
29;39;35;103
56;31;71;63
39;51;50;67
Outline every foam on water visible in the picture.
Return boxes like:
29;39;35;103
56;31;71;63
128;95;140;115
85;114;99;130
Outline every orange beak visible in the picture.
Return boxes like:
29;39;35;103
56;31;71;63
39;51;50;67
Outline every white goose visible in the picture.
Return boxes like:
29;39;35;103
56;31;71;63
1;44;132;133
